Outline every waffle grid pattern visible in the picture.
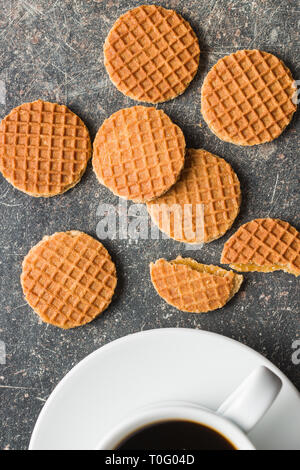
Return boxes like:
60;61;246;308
21;232;117;328
150;259;235;313
201;50;297;146
104;5;200;103
147;149;241;243
93;106;186;202
0;100;91;196
221;218;300;275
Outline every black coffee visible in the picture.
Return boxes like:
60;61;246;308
115;420;236;450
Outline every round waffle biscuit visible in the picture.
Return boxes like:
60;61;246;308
147;149;241;243
0;100;92;197
201;50;297;146
150;257;243;313
93;106;186;202
21;231;117;329
104;5;200;103
221;218;300;277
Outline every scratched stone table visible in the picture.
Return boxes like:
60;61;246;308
0;0;299;450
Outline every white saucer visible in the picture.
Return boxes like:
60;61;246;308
29;328;300;450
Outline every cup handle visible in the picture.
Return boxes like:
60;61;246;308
217;366;282;434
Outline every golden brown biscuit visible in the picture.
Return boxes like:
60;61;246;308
93;106;186;202
21;231;117;329
201;50;297;146
150;257;243;313
104;4;200;103
0;100;91;196
221;218;300;276
147;149;241;243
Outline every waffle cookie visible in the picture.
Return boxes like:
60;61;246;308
93;106;186;202
150;257;243;313
201;50;297;146
147;149;241;244
221;218;300;277
21;231;117;329
104;5;200;103
0;100;91;197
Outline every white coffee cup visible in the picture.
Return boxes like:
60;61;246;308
96;366;282;450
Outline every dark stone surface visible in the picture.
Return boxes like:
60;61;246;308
0;0;299;450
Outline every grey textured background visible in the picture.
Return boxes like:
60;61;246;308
0;0;299;450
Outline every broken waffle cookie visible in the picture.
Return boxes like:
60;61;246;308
0;100;92;197
21;231;117;329
92;106;186;202
201;50;297;146
104;4;200;103
147;149;241;244
221;218;300;277
150;257;243;313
